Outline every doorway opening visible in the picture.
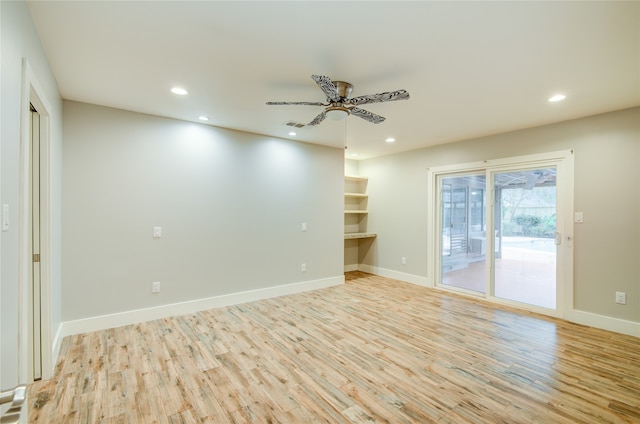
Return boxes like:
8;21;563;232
20;60;53;382
30;103;43;381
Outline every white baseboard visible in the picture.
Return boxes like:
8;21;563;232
358;264;430;287
59;275;344;339
565;309;640;338
358;266;639;338
344;264;359;272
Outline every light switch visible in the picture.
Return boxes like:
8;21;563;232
153;227;162;238
301;222;307;232
574;212;583;223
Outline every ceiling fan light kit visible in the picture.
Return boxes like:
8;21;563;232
326;106;350;120
266;75;409;127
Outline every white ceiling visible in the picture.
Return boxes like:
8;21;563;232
27;1;640;160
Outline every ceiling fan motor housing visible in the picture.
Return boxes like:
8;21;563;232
333;81;353;101
327;81;353;119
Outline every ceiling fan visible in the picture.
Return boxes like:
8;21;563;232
266;75;410;126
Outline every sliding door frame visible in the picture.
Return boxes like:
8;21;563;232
427;150;574;318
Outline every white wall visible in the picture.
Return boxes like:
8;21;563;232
1;1;63;388
344;159;359;177
62;101;344;322
359;107;640;332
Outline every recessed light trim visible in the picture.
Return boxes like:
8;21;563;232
385;138;396;143
171;87;188;95
198;116;209;121
548;94;566;102
288;131;297;136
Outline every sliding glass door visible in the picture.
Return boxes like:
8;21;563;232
431;153;571;314
492;168;557;309
440;173;486;294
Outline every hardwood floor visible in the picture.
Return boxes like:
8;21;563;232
28;272;640;423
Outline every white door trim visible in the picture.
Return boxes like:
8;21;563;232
427;150;574;319
19;59;53;382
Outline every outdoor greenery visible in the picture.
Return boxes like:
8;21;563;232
500;185;556;238
502;214;556;237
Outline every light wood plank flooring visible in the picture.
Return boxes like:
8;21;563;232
28;272;640;423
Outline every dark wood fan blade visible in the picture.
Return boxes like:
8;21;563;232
350;107;385;124
348;89;409;106
311;75;340;102
266;101;326;106
307;110;327;126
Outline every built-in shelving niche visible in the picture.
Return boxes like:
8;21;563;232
345;176;376;271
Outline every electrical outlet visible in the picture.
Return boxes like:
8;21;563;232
152;281;160;293
401;257;406;265
301;263;307;272
153;227;162;238
615;292;626;305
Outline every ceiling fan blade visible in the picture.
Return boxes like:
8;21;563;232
266;101;326;106
350;107;385;124
311;75;340;102
307;110;327;126
348;89;410;106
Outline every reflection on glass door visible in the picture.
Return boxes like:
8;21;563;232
493;167;557;309
440;174;486;293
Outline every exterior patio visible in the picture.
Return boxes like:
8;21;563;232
442;236;556;309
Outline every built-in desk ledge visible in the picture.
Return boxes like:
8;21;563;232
345;175;368;182
344;232;377;239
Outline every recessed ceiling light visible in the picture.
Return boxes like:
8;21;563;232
198;116;209;121
548;94;566;102
288;131;296;136
350;153;359;157
385;138;396;143
171;87;188;95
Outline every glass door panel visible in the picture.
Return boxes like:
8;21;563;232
493;167;557;309
440;174;486;293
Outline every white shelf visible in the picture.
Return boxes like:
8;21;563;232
344;232;377;240
345;175;368;182
344;175;374;271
